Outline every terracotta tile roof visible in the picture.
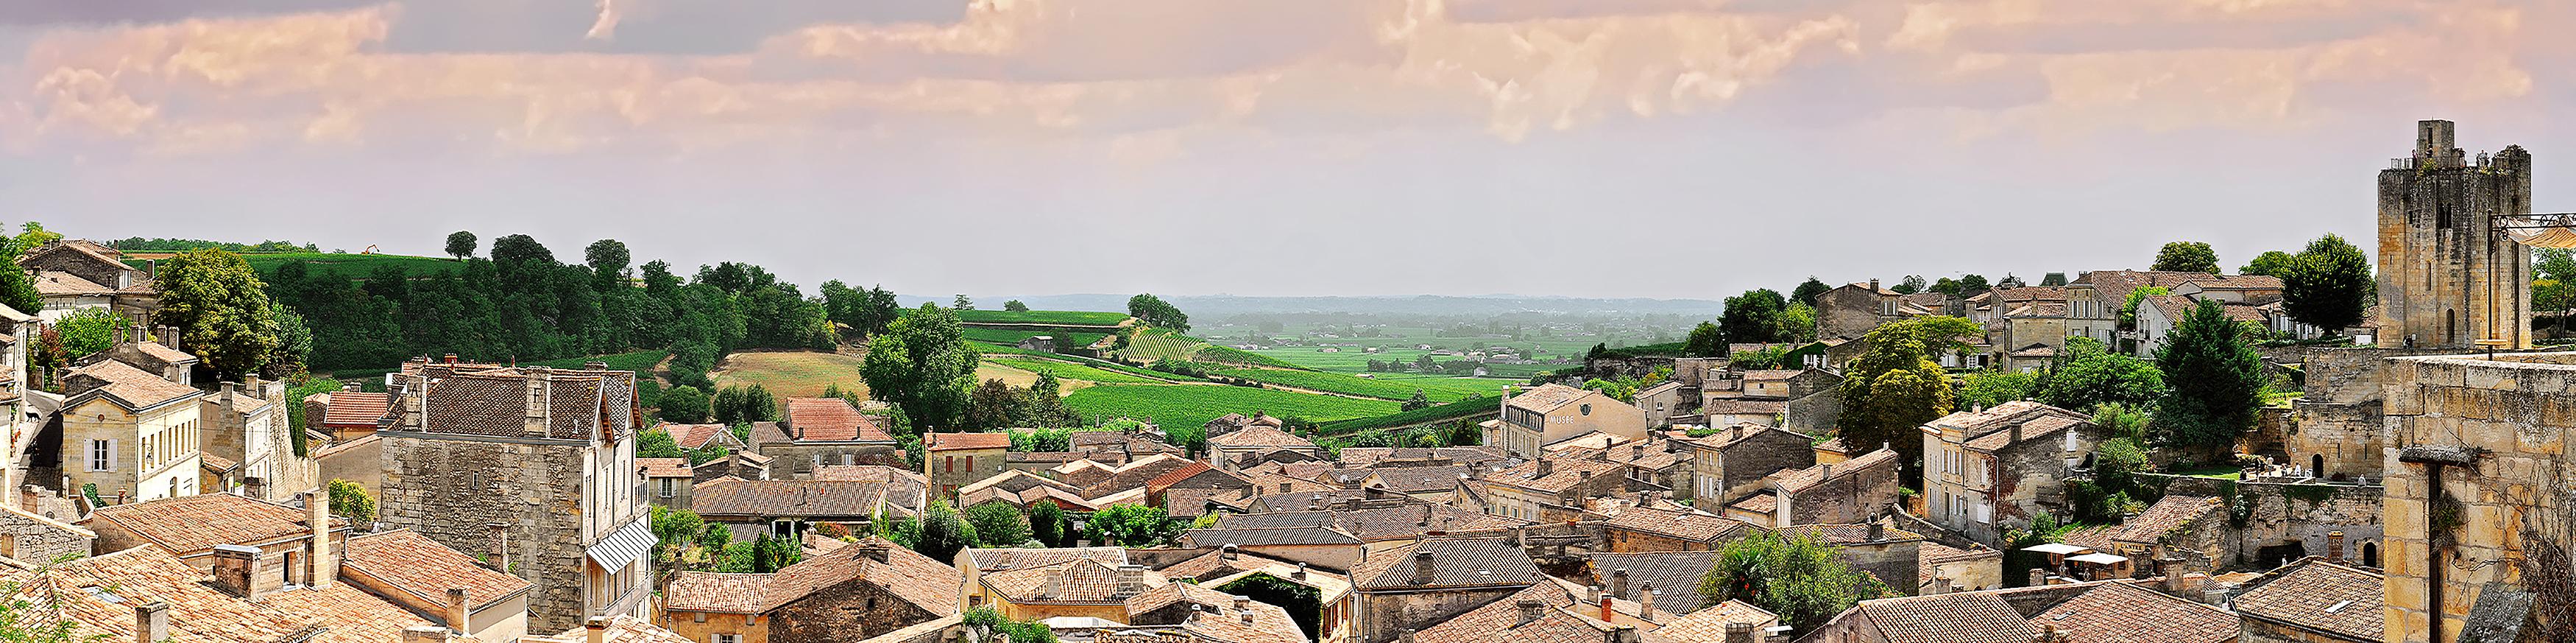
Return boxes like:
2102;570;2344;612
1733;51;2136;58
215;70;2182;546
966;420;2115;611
2008;302;2069;318
960;547;1130;572
1351;537;1542;590
983;558;1163;603
1178;526;1363;548
1963;415;2089;451
1246;489;1367;512
1206;425;1314;449
2031;582;2236;643
2232;558;2384;642
66;359;200;410
925;432;1011;451
1071;432;1181;454
85;494;341;556
2106;496;2222;544
2182;274;2285;290
782;397;890;442
2067;270;2218;306
1415;583;1627;643
958;469;1080;498
32;270;116;296
1602;507;1758;544
1123;577;1239;616
1588;550;1732;614
812;465;927;486
1139;594;1309;643
1490;456;1627;494
1646;600;1780;643
961;482;1099;513
129;342;197;365
1741;370;1806;382
1849;592;2040;643
670;536;958;615
1702;398;1788;415
523;614;693;643
1505;384;1593;412
1918;542;2000;588
661;423;735;449
1081;454;1197;499
1362;465;1472;493
637;457;693;478
1144;462;1223;491
690;479;900;518
0;546;436;643
1337;446;1511;468
342;529;534;611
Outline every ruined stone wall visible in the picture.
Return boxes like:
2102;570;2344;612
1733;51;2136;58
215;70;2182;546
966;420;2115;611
0;510;91;563
1989;425;2103;535
1836;540;1921;597
2159;477;2382;572
2287;402;2388;480
771;579;941;642
1357;586;1522;643
2379;354;2576;643
378;433;592;633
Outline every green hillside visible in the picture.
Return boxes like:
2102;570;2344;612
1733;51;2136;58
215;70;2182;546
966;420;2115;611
1063;384;1398;431
953;309;1130;326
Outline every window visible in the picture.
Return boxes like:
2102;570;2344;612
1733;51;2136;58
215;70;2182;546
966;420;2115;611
714;634;741;643
658;478;676;498
283;551;299;586
89;440;111;472
1579;404;1591;416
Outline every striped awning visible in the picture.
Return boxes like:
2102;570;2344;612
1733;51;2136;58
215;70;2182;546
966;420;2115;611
2502;215;2576;248
587;516;657;570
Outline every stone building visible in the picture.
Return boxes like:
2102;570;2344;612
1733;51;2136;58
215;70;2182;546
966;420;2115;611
2378;351;2576;643
0;306;35;498
198;376;310;502
1919;401;2104;545
1480;456;1627;522
1814;280;1918;340
342;528;537;642
1599;506;1757;552
2377;119;2531;349
638;458;693;510
1348;537;1543;643
749;396;899;477
1719;448;1901;530
373;357;654;633
660;537;960;643
0;502;93;565
1676;424;1816;505
924;432;1009;499
2232;557;2385;643
1482;384;1646;460
306;388;394;441
83;493;346;590
2062;270;2212;353
18;239;159;324
58;357;205;503
1206;424;1320;472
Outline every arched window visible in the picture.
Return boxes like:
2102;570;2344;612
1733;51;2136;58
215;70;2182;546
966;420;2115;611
2362;542;2379;568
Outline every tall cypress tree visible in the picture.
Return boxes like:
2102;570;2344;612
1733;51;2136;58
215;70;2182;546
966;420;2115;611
2152;300;2265;458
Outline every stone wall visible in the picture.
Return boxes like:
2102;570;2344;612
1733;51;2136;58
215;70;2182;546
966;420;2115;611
0;507;91;564
2158;476;2383;572
1789;460;1900;527
1704;429;1815;502
378;432;592;633
1989;424;2103;538
1356;586;1521;643
771;577;943;642
2379;353;2576;643
2286;401;2387;480
1836;539;1921;597
1783;389;1843;436
1816;288;1891;340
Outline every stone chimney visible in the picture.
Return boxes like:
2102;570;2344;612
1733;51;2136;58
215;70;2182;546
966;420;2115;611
1610;625;1641;643
1730;424;1744;441
1537;460;1554;479
1515;599;1545;627
1638;580;1655;619
857;543;891;563
134;602;168;643
2029;568;2048;587
1930;576;1953;594
1587;585;1602;605
1867;521;1884;542
1869;279;1880;292
1413;550;1436;585
1724;622;1755;643
1820;463;1832;479
401;625;448;643
584;616;609;643
1630;444;1643;460
302;491;336;588
2010;422;2022;444
1397;630;1416;643
2326;531;2346;562
1770;485;1792;528
210;544;269;597
1293;562;1308;580
1610;568;1630;600
446;588;470;633
484;522;512;573
2037;623;2064;643
1117;564;1148;597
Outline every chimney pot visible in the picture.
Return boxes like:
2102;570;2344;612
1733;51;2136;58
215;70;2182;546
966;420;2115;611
300;491;336;589
134;602;168;643
1867;521;1884;541
1638;580;1655;619
2326;531;2346;562
1538;460;1555;479
2029;568;2048;587
445;354;459;365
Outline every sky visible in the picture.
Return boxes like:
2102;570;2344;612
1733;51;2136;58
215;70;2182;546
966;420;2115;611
7;0;2576;301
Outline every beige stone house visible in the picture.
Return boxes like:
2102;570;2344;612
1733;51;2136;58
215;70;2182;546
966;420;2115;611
199;376;310;502
750;396;899;477
1479;456;1627;522
1814;280;1914;340
639;457;693;510
2232;557;2383;643
924;432;1009;500
1919;401;2103;544
1482;384;1646;460
1348;537;1543;643
342;528;537;642
660;537;960;643
1206;424;1320;472
1676;424;1816;505
60;357;205;503
1719;448;1902;530
2062;270;2214;354
18;239;159;324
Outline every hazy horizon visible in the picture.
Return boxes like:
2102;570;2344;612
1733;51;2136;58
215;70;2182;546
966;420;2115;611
13;1;2576;299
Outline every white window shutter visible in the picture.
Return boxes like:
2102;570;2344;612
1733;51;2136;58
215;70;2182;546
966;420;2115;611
107;439;118;472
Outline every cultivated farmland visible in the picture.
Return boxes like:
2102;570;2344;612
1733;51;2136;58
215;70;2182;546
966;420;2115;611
712;351;868;398
1062;384;1399;432
990;358;1173;384
953;309;1131;326
1214;368;1501;402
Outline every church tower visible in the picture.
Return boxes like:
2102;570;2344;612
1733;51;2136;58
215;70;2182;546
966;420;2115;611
2376;119;2532;348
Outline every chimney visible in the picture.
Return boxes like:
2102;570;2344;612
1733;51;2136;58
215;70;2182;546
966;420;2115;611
1278;482;1291;493
1867;521;1884;542
1397;630;1417;643
2037;623;2060;643
445;353;459;365
1724;622;1755;643
1820;463;1832;479
1538;460;1555;479
484;522;511;573
2203;584;2231;607
401;626;448;643
17;486;33;513
1931;576;1953;594
445;588;471;633
857;543;890;563
2010;423;2021;444
1587;585;1602;605
1293;562;1308;580
1631;444;1643;460
2326;531;2346;562
1413;550;1436;585
1771;488;1791;528
584;616;609;643
1117;564;1147;597
210;544;266;597
1599;593;1613;622
1730;425;1744;441
1579;469;1594;486
302;491;336;588
1638;580;1655;619
1610;568;1630;600
1221;544;1239;564
1869;279;1880;292
2029;568;2048;587
1610;625;1641;643
133;602;168;643
1515;599;1545;627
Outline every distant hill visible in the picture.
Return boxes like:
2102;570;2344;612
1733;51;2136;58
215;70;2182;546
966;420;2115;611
905;294;1726;317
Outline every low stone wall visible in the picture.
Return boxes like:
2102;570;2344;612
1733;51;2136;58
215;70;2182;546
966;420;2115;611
2154;476;2384;569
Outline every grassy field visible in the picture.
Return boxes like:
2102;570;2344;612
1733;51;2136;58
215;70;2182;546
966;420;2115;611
970;342;1207;382
990;358;1172;384
1194;345;1306;369
712;351;868;399
1214;368;1504;402
954;309;1130;326
1063;384;1399;431
960;327;1108;349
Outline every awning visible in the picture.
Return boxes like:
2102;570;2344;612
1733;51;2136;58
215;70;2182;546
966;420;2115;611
2501;215;2576;248
2068;552;2130;566
587;516;657;571
2022;543;2090;555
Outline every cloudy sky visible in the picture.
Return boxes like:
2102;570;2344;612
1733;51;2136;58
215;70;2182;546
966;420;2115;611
7;0;2573;300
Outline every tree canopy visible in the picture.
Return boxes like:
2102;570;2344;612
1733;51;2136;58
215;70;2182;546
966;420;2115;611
1893;275;1926;295
155;249;291;379
2152;300;2264;457
1682;321;1727;358
1720;289;1790;344
2032;337;2167;412
444;231;477;259
1088;504;1179;547
1790;277;1830;306
2152;241;2221;273
1128;293;1191;331
1839;316;1976;482
861;303;977;429
2281;233;2372;333
1697;532;1890;634
965;502;1033;547
2239;250;2296;278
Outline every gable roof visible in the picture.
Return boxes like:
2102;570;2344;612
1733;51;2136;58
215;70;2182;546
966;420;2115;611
1081;454;1197;499
982;558;1163;604
320;391;391;426
782;397;891;442
128;342;198;365
341;529;534;611
1414;582;1627;643
2232;558;2385;642
2029;582;2236;643
1850;592;2039;643
925;432;1011;451
522;615;692;643
1646;600;1780;643
1601;507;1758;544
960;547;1129;572
1588;550;1733;614
1;545;435;643
85;494;342;556
637;457;693;478
1350;537;1542;590
1490;456;1627;494
661;422;738;449
1177;526;1364;548
31;270;118;296
1362;465;1471;494
2066;270;2220;304
665;537;960;616
1506;384;1595;413
66;359;201;410
690;478;902;518
1206;425;1314;449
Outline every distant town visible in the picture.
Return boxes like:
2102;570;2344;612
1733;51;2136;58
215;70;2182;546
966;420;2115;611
10;119;2568;643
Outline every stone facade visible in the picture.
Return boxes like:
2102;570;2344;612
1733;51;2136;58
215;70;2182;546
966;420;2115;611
2377;120;2531;350
1816;281;1904;340
2378;352;2576;643
0;505;93;564
199;378;314;502
1681;424;1816;505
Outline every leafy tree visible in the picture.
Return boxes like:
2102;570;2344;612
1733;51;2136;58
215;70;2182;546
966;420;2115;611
1893;275;1926;295
1790;277;1830;306
0;247;35;315
965;606;1061;643
1839;316;1976;482
1959;274;1991;293
1928;277;1962;295
1127;293;1191;331
1682;321;1727;358
697;522;733;554
1004;300;1029;312
1775;303;1818;343
2119;287;2170;330
638;428;684;459
963;379;1024;430
1697;532;1889;634
445;231;477;260
861;304;977;429
1087;504;1178;547
751;532;802;572
1957;369;2038;410
1027;502;1069;547
327;479;377;524
874;510;923;549
52;308;129;360
2282;233;2372;334
489;233;554;275
155;249;286;379
2032;337;2166;412
2090;402;2151;441
965;502;1033;547
649;505;706;567
1022;373;1077;428
1582;377;1641;404
1720;289;1789;344
2152;241;2221;273
1401;390;1432;412
2152;300;2264;457
1162;424;1208;459
954;295;974;310
657;385;711;423
584;239;631;285
12;223;60;253
2240;250;2296;278
916;501;977;561
266;303;313;376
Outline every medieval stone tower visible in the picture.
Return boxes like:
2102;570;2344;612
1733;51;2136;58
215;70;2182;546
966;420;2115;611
2376;119;2533;348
